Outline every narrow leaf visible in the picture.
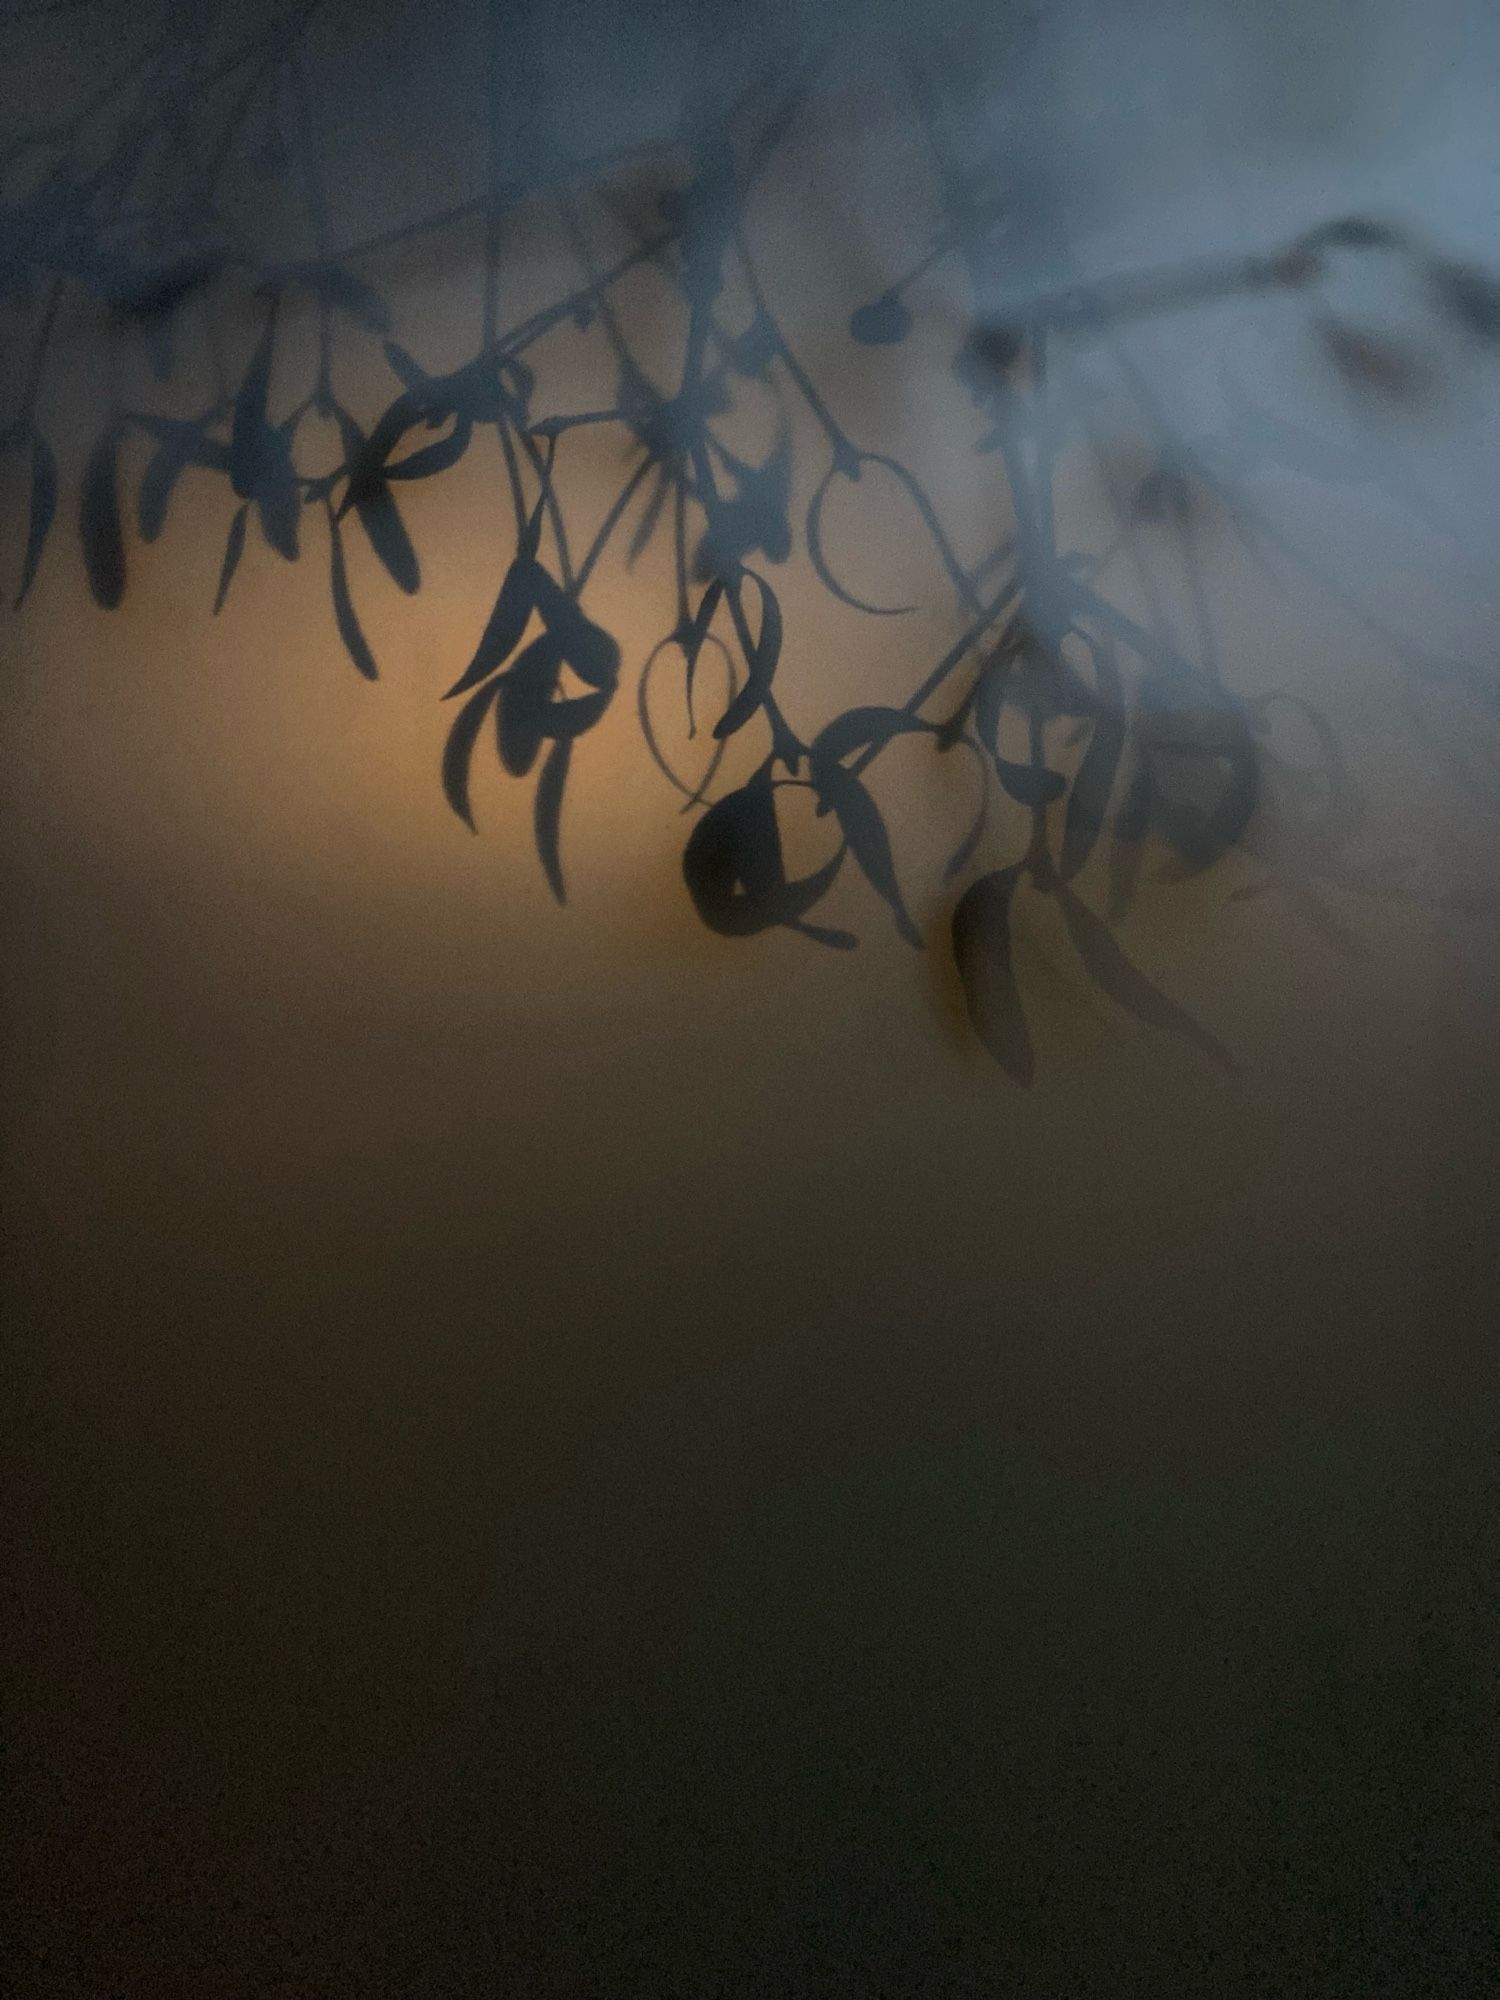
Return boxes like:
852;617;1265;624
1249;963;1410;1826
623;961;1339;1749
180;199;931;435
1061;713;1125;880
1057;886;1235;1071
811;705;932;767
714;571;783;739
530;566;620;689
308;263;391;333
212;502;249;614
230;299;277;500
329;512;377;679
79;427;125;609
385;415;472;482
497;633;562;777
336;387;428;519
16;429;57;606
382;341;429;390
815;762;920;946
254;427;300;561
951;868;1033;1083
533;738;571;904
444;557;537;699
137;437;185;543
441;678;502;829
334;407;418;593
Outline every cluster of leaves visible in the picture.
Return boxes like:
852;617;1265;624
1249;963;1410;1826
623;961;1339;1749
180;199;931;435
4;11;1498;1081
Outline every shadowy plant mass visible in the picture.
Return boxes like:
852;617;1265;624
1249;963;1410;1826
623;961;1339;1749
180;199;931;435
4;2;1498;1079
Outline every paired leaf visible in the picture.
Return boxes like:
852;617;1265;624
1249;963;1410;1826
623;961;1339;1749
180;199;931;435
384;413;473;482
530;566;620;689
441;677;503;828
813;761;920;946
714;571;782;739
682;773;845;938
444;557;538;699
496;633;564;777
810;705;933;769
334;406;419;594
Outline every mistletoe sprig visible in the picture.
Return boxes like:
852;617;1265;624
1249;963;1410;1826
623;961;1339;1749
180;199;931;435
5;6;1498;1079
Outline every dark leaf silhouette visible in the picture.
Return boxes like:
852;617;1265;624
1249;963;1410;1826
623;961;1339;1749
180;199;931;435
79;427;125;609
497;633;564;777
955;322;1022;401
714;572;782;739
730;316;777;377
681;579;725;728
1315;318;1427;403
1302;215;1405;252
230;300;278;500
951;868;1033;1083
302;262;391;334
530;567;620;690
1135;673;1258;870
1056;885;1236;1072
213;502;249;614
972;656;1067;804
442;677;503;829
16;429;57;607
1428;258;1500;343
1133;465;1193;523
137;437;186;544
1107;760;1153;920
1061;712;1126;881
382;341;428;391
994;756;1066;807
337;387;430;517
254;425;301;561
813;761;921;946
534;738;571;904
334;407;419;593
7;43;1473;1087
328;511;377;680
683;773;845;938
811;705;933;767
849;293;912;345
626;466;672;568
384;414;472;481
445;558;538;699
